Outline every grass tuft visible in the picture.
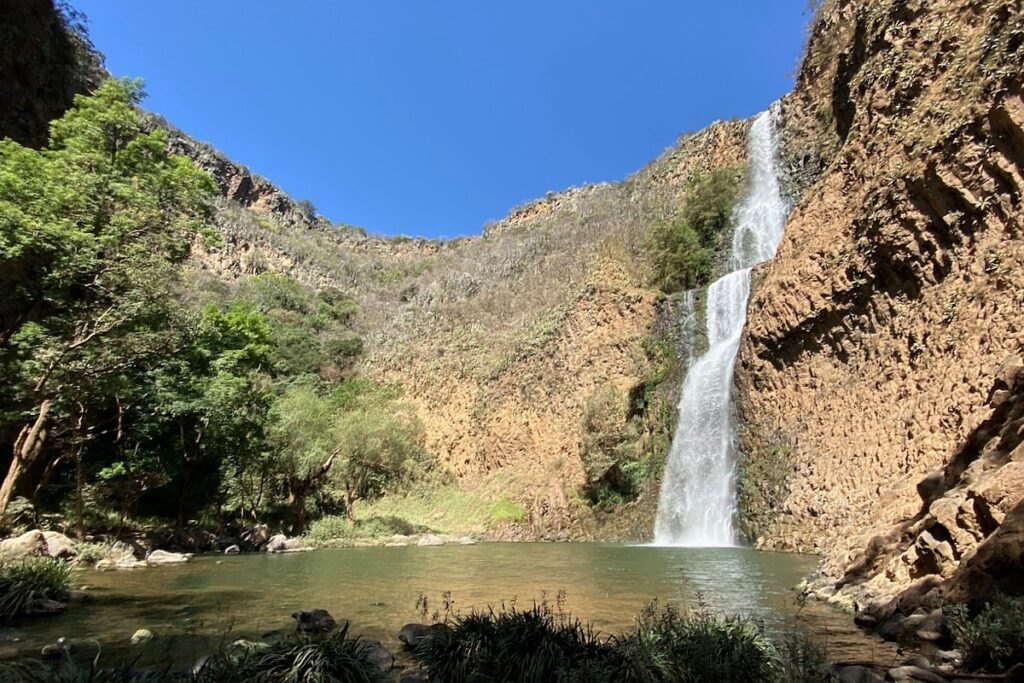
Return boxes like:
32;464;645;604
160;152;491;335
0;555;71;622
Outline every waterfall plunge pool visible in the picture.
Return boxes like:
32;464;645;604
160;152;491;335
1;543;898;667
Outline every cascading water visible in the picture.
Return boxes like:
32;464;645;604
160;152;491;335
653;107;788;547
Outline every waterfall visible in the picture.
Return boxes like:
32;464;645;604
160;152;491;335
653;107;788;547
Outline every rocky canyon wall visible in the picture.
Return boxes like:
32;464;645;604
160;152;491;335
736;0;1024;611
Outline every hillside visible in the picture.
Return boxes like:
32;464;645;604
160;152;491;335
170;110;750;537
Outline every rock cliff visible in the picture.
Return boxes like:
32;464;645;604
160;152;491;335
736;0;1024;611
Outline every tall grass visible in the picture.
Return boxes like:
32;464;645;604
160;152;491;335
195;623;384;682
412;599;797;683
0;624;384;682
0;555;71;621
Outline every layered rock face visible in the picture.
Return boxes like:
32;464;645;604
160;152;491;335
736;0;1024;608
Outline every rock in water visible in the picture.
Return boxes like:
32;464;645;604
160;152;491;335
291;608;337;633
417;534;445;546
146;549;191;565
397;623;431;649
131;629;155;645
224;544;240;555
264;534;309;553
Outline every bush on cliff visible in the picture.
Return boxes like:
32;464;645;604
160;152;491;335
648;167;741;293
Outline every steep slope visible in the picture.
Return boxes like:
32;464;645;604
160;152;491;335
176;119;749;535
736;0;1024;612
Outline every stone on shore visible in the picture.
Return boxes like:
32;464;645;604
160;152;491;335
42;531;77;558
292;608;337;633
0;529;47;556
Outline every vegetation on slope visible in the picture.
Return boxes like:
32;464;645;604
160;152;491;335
648;167;742;293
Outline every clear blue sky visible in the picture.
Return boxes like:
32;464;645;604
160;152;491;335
75;2;810;238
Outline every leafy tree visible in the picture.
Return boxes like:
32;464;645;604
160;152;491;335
145;302;273;526
267;385;426;532
648;168;740;293
0;78;216;520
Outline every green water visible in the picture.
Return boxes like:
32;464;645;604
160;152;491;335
1;544;895;665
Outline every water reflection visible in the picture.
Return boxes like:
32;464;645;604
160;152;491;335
3;544;892;665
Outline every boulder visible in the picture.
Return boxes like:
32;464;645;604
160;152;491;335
0;529;47;556
417;534;445;547
42;531;76;559
264;534;309;553
146;549;191;565
40;641;67;660
292;608;337;634
242;524;270;548
131;629;155;645
30;598;67;615
886;665;947;682
362;639;394;674
837;665;884;683
397;623;432;649
224;545;241;555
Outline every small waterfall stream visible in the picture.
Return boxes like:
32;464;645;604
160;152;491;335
653;107;788;547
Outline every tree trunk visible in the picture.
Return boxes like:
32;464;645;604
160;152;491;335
293;486;308;535
0;400;52;520
345;485;357;522
75;448;85;539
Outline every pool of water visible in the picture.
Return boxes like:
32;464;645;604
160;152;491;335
0;543;895;666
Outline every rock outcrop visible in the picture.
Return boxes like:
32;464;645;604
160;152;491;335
736;0;1024;607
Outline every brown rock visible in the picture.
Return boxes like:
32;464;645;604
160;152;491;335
0;530;47;556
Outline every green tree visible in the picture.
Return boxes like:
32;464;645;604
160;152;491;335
268;385;427;532
648;168;740;293
0;78;216;520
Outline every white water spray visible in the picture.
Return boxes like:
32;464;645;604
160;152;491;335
653;107;788;547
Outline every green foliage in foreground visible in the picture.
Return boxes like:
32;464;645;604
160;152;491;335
947;594;1024;672
649;168;741;293
0;624;383;682
413;599;816;683
0;555;70;622
194;625;383;682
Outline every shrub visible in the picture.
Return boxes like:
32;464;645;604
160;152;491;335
413;599;785;683
414;602;616;682
579;385;643;508
0;624;384;682
616;602;781;683
947;594;1024;671
0;555;71;621
776;629;834;683
195;624;384;682
490;497;527;524
648;168;741;293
